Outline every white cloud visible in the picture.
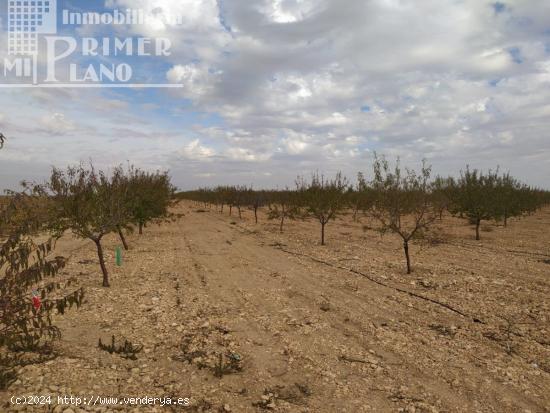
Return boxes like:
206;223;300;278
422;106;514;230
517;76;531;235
261;0;318;23
180;139;215;159
40;113;76;135
2;0;550;189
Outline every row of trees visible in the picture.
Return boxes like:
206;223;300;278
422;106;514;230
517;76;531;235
179;157;550;274
1;135;175;387
36;164;175;287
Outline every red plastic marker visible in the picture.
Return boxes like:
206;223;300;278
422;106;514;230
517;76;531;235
32;291;41;311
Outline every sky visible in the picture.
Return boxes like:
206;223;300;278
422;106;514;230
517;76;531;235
0;0;549;190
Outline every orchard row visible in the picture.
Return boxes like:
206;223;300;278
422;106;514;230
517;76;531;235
178;156;550;274
1;155;174;388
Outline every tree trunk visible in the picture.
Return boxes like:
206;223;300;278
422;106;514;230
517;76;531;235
404;239;411;274
229;205;232;216
504;214;508;228
353;205;359;222
94;238;110;287
279;215;285;233
138;222;143;235
117;226;129;250
475;219;481;241
321;222;326;246
238;206;242;219
254;206;258;224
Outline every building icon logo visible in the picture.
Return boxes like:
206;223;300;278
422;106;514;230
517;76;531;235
8;0;57;55
2;1;183;88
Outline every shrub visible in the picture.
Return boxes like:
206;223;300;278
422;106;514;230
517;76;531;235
98;335;143;360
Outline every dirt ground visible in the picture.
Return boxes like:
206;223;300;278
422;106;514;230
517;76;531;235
1;201;549;413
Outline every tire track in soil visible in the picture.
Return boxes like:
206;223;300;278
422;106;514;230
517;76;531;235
181;207;548;413
177;211;477;412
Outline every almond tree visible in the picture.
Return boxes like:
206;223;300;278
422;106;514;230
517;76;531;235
298;172;349;245
349;172;374;221
126;167;174;235
44;165;122;287
368;156;437;274
495;173;524;227
267;189;301;233
0;138;83;388
431;176;454;221
109;166;133;250
0;195;84;388
232;186;248;219
217;186;230;214
247;189;266;224
448;167;500;240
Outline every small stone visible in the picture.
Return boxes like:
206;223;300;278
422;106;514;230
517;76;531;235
223;404;231;412
320;302;331;312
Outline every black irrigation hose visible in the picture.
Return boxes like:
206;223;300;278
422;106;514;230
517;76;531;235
445;240;550;260
276;246;484;324
194;208;484;323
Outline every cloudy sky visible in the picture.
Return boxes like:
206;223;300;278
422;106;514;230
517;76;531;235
0;0;549;190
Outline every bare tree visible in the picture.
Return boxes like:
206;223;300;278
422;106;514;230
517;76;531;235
368;155;437;274
267;189;301;233
247;189;266;224
298;172;349;245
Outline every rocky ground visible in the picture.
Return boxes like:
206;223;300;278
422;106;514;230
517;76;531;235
1;202;549;412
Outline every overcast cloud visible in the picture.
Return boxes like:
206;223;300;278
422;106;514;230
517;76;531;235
1;0;549;190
